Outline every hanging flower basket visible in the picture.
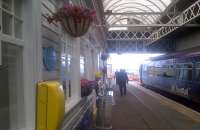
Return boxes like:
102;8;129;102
81;79;96;97
47;4;96;37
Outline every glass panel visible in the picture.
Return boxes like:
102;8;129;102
67;54;71;73
184;64;192;68
196;63;200;68
183;69;192;81
2;0;12;11
162;0;172;6
176;69;180;79
48;0;56;5
179;69;184;80
0;9;2;33
14;18;22;39
103;0;172;25
2;11;13;35
196;69;200;81
85;0;94;9
165;68;174;77
80;56;85;75
14;0;22;18
176;64;184;68
1;42;24;130
71;0;81;5
67;44;72;73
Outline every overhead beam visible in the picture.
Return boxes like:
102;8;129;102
97;24;200;28
109;24;181;27
104;12;162;15
107;31;152;41
148;0;200;46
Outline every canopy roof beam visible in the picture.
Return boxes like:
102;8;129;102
97;24;200;27
109;24;181;27
104;12;174;15
148;0;200;45
107;31;152;41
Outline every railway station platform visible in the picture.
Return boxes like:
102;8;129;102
111;83;200;130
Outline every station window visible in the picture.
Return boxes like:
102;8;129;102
67;54;71;72
66;43;72;98
1;0;23;39
80;56;85;77
0;42;24;130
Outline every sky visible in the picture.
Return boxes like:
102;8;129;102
107;53;163;74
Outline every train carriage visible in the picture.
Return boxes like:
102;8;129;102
140;51;200;103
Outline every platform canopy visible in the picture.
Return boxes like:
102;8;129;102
102;0;172;52
103;0;172;31
101;0;200;52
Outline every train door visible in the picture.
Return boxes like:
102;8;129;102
191;62;200;102
175;63;193;97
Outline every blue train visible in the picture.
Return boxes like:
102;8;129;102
140;50;200;103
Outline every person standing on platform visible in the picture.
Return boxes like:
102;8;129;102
118;69;129;96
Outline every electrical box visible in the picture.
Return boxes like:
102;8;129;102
37;81;65;130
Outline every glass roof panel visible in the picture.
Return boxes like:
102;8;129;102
103;0;172;29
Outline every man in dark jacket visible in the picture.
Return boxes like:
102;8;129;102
118;69;128;96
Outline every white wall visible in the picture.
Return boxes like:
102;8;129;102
23;0;42;129
11;0;102;129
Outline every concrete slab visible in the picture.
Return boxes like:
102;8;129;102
111;84;200;130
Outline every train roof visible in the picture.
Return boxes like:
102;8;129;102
150;47;200;61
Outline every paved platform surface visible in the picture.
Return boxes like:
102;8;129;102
111;83;200;130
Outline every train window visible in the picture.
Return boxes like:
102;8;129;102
195;63;200;81
147;66;153;75
176;64;183;68
176;63;192;81
143;65;147;71
183;69;192;81
180;69;184;80
196;63;200;68
165;68;175;77
176;69;180;79
196;70;200;81
184;64;192;68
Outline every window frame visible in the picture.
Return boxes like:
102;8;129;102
176;63;193;81
1;0;23;41
195;62;200;82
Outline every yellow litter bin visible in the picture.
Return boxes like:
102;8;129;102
37;81;65;130
95;71;102;78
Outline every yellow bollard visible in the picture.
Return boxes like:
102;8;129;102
36;81;65;130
